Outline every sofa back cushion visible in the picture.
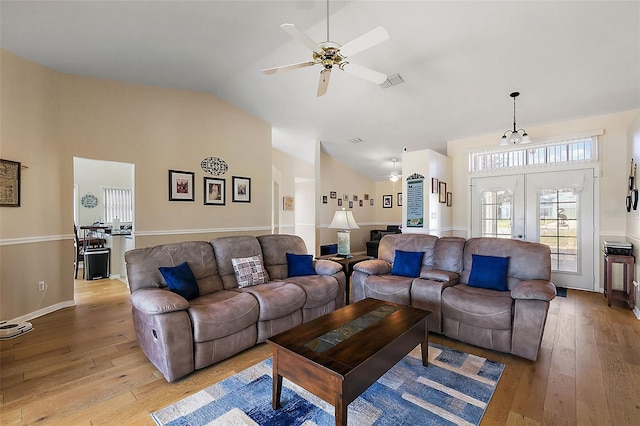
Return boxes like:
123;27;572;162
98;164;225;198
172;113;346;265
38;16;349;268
461;237;551;289
257;234;309;280
125;241;223;295
210;236;265;289
378;234;438;274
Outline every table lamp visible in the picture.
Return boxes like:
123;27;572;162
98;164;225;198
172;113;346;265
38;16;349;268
328;208;360;258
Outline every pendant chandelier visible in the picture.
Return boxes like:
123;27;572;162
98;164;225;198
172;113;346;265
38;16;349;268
499;92;531;146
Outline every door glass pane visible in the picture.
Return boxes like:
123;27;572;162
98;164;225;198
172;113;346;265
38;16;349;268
481;190;511;238
539;188;578;272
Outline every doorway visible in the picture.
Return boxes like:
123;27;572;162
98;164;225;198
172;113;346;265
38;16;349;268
73;157;135;283
471;168;596;291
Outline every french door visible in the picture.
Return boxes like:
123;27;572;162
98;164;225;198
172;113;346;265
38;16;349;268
471;169;596;291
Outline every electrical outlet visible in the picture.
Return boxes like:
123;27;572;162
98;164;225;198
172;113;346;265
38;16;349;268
38;281;47;291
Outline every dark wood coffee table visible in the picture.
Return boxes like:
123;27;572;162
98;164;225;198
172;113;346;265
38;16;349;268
267;298;431;426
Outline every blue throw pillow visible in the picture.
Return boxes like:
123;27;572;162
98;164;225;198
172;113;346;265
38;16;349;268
391;250;424;278
468;254;510;291
287;253;317;277
158;261;200;300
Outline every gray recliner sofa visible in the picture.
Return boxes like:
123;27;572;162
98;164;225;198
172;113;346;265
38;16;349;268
352;234;556;361
125;234;345;382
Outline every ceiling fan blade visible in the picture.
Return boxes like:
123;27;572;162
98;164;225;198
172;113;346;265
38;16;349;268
339;26;389;57
281;23;322;54
341;63;387;84
317;69;331;97
262;61;316;75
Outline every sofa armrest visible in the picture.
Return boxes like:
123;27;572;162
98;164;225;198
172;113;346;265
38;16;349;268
314;259;343;275
353;259;392;275
420;269;459;282
130;288;190;315
511;280;556;302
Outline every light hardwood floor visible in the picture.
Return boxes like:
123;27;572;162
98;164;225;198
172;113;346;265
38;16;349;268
1;277;639;425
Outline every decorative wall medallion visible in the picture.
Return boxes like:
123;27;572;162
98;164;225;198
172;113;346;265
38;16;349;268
201;157;229;176
81;193;98;208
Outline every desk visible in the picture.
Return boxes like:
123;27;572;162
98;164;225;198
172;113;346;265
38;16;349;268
603;253;635;309
316;254;372;305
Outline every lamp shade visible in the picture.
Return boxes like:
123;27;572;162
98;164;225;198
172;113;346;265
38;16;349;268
328;209;360;230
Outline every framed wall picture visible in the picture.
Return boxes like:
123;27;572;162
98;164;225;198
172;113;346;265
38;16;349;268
338;198;343;207
0;159;21;207
446;192;452;207
204;177;225;205
383;194;392;208
232;176;251;202
438;181;447;203
432;178;439;194
349;201;354;208
359;200;363;207
397;192;403;206
330;191;337;199
321;195;327;204
168;169;195;201
284;195;295;210
370;199;374;206
364;194;369;200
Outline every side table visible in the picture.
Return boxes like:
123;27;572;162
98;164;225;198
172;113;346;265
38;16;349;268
316;254;372;305
603;253;635;309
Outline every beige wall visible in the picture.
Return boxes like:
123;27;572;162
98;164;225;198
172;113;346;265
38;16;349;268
0;50;272;321
318;151;379;254
374;180;403;226
625;111;640;314
272;148;314;236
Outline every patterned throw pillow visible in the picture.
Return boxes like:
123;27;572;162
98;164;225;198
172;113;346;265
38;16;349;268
231;255;270;288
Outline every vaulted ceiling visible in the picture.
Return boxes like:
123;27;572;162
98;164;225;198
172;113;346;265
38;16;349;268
2;1;639;180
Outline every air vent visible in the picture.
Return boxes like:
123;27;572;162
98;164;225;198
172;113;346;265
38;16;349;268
380;74;405;89
349;137;364;144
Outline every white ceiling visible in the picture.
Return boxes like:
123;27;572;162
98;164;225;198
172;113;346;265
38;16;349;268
2;1;639;180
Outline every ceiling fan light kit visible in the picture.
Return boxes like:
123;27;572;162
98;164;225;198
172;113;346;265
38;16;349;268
263;0;389;96
500;92;532;146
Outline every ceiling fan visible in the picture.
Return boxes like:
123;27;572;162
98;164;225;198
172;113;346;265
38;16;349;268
262;0;390;96
386;159;402;182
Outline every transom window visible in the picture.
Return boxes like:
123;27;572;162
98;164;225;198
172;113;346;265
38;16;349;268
470;137;596;173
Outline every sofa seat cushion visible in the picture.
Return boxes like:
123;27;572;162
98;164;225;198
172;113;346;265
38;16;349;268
284;275;339;309
235;281;306;321
188;290;259;343
442;284;513;330
363;274;413;305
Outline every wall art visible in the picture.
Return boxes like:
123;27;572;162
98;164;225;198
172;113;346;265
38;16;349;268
397;192;403;206
232;176;251;203
383;194;392;208
438;181;447;203
284;195;295;210
0;159;20;207
446;192;452;207
330;191;337;199
201;157;228;176
204;177;225;205
169;170;195;201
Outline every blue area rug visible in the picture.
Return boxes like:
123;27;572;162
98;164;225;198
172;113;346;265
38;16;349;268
152;342;504;426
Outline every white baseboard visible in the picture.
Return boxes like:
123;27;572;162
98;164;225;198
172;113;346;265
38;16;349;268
10;300;76;324
634;306;640;320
